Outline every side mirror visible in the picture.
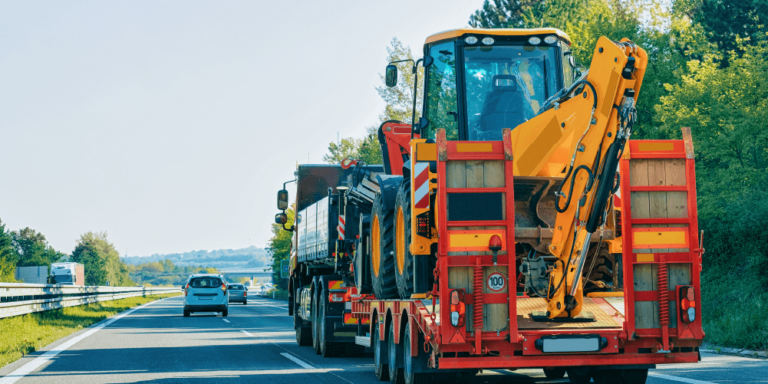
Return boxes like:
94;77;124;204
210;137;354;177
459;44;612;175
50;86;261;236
275;213;288;225
385;64;398;87
413;116;429;135
277;189;289;210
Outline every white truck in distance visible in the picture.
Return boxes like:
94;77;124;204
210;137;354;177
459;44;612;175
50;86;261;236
51;262;85;286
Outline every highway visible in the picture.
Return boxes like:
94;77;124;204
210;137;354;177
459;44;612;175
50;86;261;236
1;295;766;384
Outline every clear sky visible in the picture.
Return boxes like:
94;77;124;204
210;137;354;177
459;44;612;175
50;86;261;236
0;1;482;256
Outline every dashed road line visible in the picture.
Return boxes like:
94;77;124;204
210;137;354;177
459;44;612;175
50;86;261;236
222;319;230;323
280;352;315;369
241;330;253;337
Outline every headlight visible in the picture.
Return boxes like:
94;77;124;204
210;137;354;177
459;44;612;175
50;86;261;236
481;37;495;45
464;36;478;44
528;36;541;45
544;35;558;44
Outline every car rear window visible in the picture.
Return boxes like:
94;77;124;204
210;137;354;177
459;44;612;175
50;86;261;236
190;277;222;288
229;285;244;290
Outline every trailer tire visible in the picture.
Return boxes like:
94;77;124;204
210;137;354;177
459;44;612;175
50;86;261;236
295;310;311;346
394;179;414;299
567;367;594;384
388;324;404;384
320;295;342;357
620;368;648;384
403;323;450;384
373;319;390;381
543;367;566;379
371;194;399;299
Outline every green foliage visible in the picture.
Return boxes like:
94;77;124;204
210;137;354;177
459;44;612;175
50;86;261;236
693;0;768;65
127;259;222;286
268;207;294;290
10;227;65;269
323;126;383;165
0;293;179;368
71;232;134;287
0;220;16;282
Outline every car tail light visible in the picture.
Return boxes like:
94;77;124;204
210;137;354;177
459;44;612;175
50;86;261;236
329;293;345;303
680;286;696;323
221;283;227;292
450;290;466;327
243;292;247;297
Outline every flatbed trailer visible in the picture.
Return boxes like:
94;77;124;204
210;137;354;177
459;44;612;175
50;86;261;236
345;133;703;383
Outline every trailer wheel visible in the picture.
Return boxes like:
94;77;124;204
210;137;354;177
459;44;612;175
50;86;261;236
388;323;404;384
394;180;414;299
403;323;449;384
620;368;648;384
320;294;342;357
373;319;390;381
567;367;594;384
371;194;399;299
543;367;566;379
295;311;312;346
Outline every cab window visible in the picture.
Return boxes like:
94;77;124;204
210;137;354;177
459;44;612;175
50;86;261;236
423;41;458;140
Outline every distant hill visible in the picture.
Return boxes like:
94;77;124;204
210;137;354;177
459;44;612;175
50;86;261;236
122;246;269;269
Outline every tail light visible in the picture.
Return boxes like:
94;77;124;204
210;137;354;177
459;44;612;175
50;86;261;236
243;292;247;297
329;293;345;303
222;283;227;292
185;283;189;296
450;289;466;327
680;286;696;323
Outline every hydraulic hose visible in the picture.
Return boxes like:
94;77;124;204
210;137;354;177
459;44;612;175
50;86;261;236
555;165;595;213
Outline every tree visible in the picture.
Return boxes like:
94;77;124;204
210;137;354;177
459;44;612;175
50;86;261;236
375;37;423;124
691;0;768;65
71;232;134;286
0;219;16;282
11;227;65;268
323;137;363;164
268;207;294;291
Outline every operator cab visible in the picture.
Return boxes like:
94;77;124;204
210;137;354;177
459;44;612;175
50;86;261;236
419;28;575;141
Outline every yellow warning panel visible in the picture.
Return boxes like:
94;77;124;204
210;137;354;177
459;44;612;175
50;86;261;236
636;253;655;262
448;230;506;252
633;228;688;249
456;143;493;153
638;142;675;152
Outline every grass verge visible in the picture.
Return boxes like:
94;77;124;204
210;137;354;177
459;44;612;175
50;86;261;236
0;292;180;369
702;272;768;351
265;288;289;301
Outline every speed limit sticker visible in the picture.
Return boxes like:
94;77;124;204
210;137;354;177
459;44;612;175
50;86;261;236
487;272;506;292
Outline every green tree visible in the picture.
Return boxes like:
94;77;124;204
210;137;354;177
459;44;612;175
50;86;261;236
71;232;134;286
0;219;16;282
11;227;65;268
268;207;294;291
323;137;363;164
375;37;423;124
690;0;768;65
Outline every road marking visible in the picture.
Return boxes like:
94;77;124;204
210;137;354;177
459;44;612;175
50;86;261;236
241;330;253;337
222;319;230;323
0;297;168;384
280;352;315;370
650;373;716;384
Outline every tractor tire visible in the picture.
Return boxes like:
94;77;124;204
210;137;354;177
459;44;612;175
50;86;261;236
320;294;342;357
371;194;399;299
394;180;415;299
583;245;616;294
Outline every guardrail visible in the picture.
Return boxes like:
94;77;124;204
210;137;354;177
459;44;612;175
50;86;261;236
0;283;180;319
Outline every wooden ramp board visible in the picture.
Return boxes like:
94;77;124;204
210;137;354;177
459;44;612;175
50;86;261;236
517;298;622;329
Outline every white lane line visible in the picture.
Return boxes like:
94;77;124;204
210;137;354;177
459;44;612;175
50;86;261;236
241;330;254;337
649;373;716;384
280;352;315;370
0;298;168;384
222;319;230;323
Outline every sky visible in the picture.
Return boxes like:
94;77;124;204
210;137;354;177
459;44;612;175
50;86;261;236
0;1;482;257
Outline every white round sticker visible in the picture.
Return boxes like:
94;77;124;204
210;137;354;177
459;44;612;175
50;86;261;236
487;272;506;292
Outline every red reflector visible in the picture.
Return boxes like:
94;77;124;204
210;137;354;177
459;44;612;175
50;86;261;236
451;290;460;305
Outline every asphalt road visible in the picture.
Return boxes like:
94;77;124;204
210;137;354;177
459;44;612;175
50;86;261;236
1;295;766;383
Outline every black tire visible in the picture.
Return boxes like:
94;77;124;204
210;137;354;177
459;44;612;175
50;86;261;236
312;294;321;354
244;301;247;305
222;309;228;317
295;310;312;346
403;323;449;384
371;194;399;299
594;370;622;384
388;324;404;384
567;367;594;384
543;367;566;379
621;369;649;384
183;309;190;317
394;180;414;299
373;320;389;381
346;344;366;356
584;245;615;294
320;294;342;357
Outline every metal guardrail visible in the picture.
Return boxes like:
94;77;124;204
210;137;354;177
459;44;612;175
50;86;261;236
0;283;179;319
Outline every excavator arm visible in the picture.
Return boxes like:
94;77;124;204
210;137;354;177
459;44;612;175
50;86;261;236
509;37;647;319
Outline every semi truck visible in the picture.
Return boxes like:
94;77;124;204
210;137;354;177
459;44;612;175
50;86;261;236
275;27;703;384
51;262;85;286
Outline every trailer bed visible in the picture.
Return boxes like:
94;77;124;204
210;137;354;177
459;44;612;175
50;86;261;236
516;297;623;329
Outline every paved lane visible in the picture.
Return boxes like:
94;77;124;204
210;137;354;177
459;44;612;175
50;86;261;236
1;295;766;383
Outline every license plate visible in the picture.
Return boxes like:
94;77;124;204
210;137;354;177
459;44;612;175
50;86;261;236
542;336;600;353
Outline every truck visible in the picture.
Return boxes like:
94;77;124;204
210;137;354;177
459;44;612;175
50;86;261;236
51;262;85;286
14;266;49;284
275;27;704;384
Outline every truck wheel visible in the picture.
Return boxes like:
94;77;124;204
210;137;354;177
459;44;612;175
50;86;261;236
567;367;594;384
312;297;321;354
320;295;341;357
371;194;399;299
403;323;448;384
373;319;389;381
621;369;648;384
387;324;404;384
394;180;414;299
543;367;566;379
